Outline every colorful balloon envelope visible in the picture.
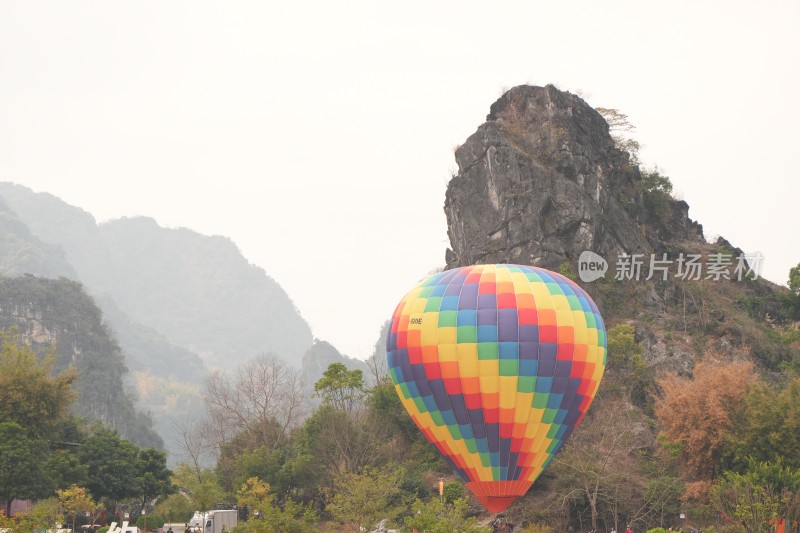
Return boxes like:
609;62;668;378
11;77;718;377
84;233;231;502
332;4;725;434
386;264;606;513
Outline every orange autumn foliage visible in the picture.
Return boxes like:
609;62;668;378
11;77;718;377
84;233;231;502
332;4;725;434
655;361;757;481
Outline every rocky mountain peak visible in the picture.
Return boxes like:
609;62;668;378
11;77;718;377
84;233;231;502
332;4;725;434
444;84;704;270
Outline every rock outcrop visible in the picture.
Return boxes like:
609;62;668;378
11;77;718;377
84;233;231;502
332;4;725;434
442;84;799;378
444;84;703;270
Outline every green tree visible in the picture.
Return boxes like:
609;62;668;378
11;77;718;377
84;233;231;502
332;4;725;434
789;263;800;295
135;514;165;531
284;404;390;504
642;474;684;529
786;262;800;319
402;497;491;533
607;324;642;367
232;500;318;533
235;477;317;533
0;422;49;516
325;467;404;532
45;449;89;492
171;463;225;512
641;169;674;224
726;379;800;471
709;467;782;533
229;444;286;499
367;378;425;448
77;425;139;503
642;169;674;195
0;331;77;439
134;448;175;510
558;261;578;281
745;461;800;532
442;482;464;505
313;363;366;414
154;492;194;523
607;324;655;411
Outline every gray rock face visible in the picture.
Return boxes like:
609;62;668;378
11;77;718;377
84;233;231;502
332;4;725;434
444;85;701;270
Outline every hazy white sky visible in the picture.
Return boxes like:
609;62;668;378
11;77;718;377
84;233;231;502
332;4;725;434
0;1;797;359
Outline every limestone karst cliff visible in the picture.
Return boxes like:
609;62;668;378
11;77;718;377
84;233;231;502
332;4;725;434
443;84;794;377
444;84;704;271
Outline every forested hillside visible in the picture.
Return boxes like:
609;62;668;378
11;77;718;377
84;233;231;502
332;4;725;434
0;276;162;448
0;190;206;456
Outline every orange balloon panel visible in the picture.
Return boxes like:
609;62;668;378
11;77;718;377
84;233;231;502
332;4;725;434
387;265;606;513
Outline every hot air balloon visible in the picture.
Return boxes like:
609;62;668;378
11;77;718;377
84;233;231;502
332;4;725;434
386;264;606;513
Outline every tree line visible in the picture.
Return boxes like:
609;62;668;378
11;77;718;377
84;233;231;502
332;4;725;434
2;258;800;533
0;332;173;527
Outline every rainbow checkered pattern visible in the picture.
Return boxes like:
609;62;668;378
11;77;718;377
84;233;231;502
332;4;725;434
387;264;606;513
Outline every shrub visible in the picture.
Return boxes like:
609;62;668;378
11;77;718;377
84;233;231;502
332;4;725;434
135;515;165;531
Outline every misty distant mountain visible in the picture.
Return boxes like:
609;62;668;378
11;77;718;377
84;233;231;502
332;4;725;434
0;189;211;389
0;183;314;370
95;293;207;384
0;182;371;463
93;216;314;369
0;196;77;279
